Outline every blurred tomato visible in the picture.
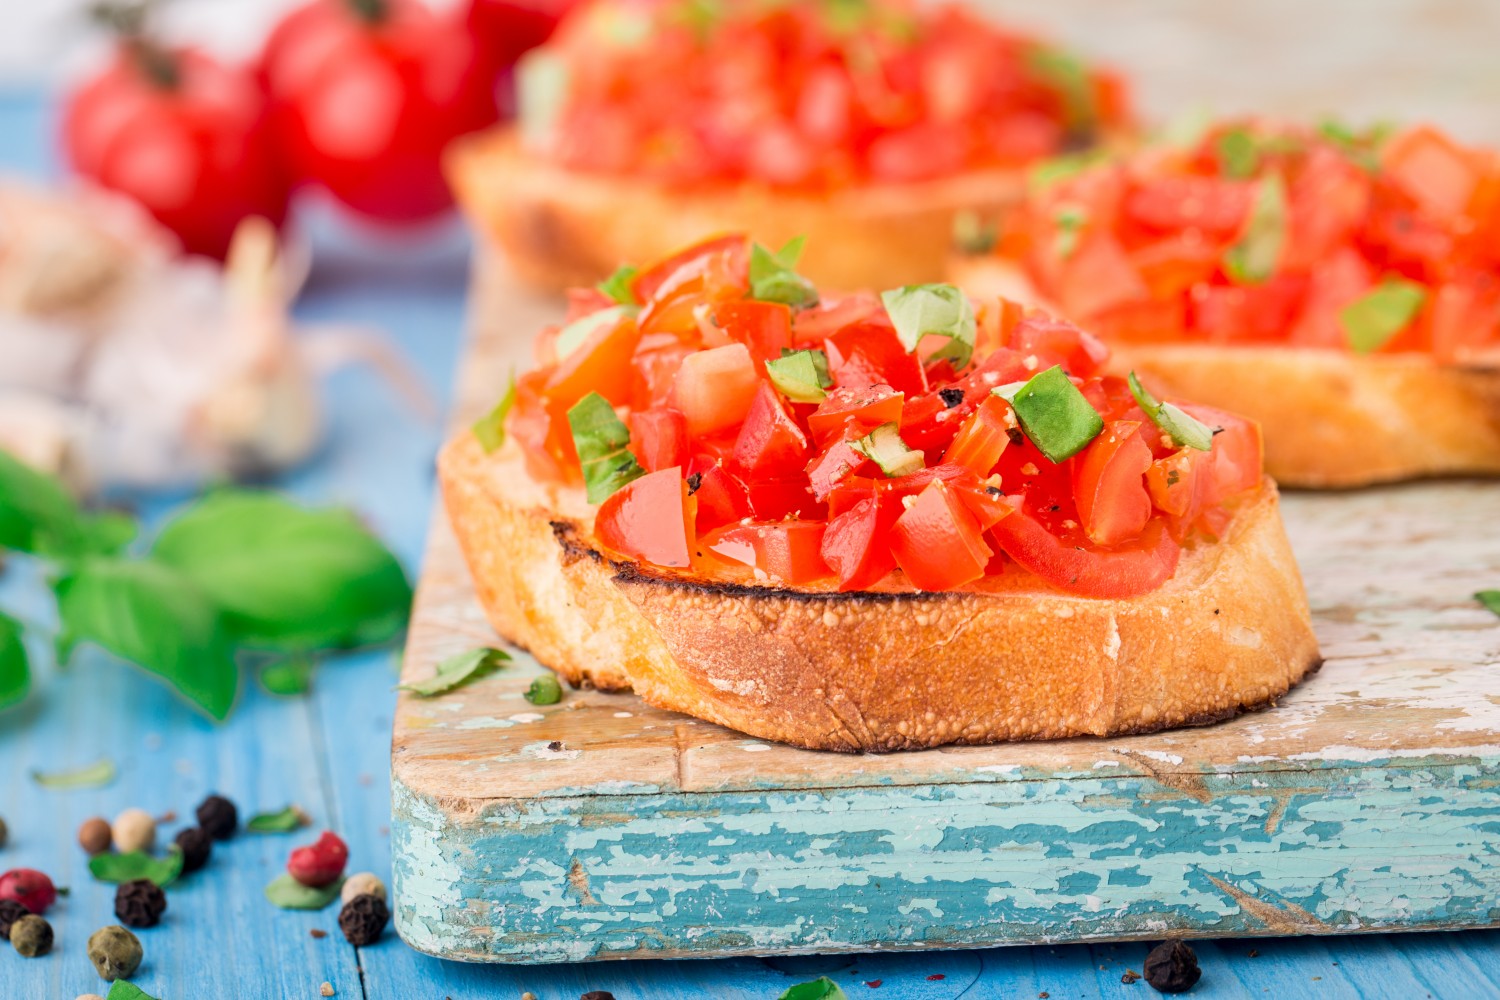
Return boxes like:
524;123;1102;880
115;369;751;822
260;0;499;223
465;0;575;113
62;41;287;260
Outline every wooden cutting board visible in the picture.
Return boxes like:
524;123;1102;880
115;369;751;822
390;264;1500;964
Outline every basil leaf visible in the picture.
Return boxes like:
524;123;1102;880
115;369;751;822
264;873;345;911
1127;372;1215;451
597;265;640;305
524;673;564;705
108;982;161;1000
247;805;310;833
259;657;313;696
779;978;850;1000
0;610;27;712
567;392;646;503
850;422;923;478
1341;280;1427;354
1025;46;1097;132
31;756;117;789
750;237;818;308
472;375;517;454
1474;590;1500;618
555;305;634;361
994;365;1104;463
55;558;237;720
953;210;997;255
1027;149;1107;194
0;449;134;558
1053;204;1088;260
151;491;411;653
398;646;510;697
1216;127;1259;178
881;283;976;370
90;846;184;887
766;350;829;403
1223;173;1286;285
517;49;569;148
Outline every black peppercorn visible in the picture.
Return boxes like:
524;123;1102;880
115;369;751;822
581;992;617;1000
174;826;213;873
0;900;28;938
1143;940;1201;993
115;878;168;928
195;794;238;841
338;893;389;946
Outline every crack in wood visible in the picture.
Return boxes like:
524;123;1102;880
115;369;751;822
1202;873;1331;934
567;858;599;906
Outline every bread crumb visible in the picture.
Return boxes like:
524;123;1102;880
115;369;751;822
320;984;336;997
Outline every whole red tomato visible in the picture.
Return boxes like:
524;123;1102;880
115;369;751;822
62;42;288;260
261;0;500;223
465;0;575;113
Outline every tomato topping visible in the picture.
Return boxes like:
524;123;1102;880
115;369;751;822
527;0;1131;189
994;119;1500;360
595;468;695;568
500;233;1265;598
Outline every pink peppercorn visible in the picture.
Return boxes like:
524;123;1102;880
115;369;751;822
288;832;349;888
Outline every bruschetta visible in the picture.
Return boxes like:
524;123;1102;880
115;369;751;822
949;119;1500;487
448;0;1129;292
440;234;1319;751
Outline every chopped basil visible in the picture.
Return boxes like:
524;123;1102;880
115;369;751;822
1318;118;1391;171
1223;173;1286;285
953;210;997;254
881;283;976;370
554;305;634;361
1216;128;1259;179
597;265;639;305
766;350;830;403
516;50;570;148
1340;280;1427;354
1027;149;1107;194
750;236;818;308
1160;105;1213;149
993;365;1104;463
850;422;923;478
567;392;646;503
472;375;516;454
1127;372;1215;451
1053;203;1088;259
1024;46;1097;132
1477;590;1500;618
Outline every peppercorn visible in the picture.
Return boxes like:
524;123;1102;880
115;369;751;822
195;794;238;841
0;867;57;914
10;913;53;957
0;899;27;938
341;872;387;906
173;826;212;874
114;879;167;929
337;893;389;946
79;816;112;855
288;831;348;888
581;992;617;1000
112;808;156;854
87;925;143;981
77;994;107;1000
1143;940;1202;994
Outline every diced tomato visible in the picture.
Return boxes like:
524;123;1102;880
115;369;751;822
823;321;927;396
544;310;642;407
888;480;993;591
1190;276;1306;343
630;408;688;473
595;468;695;568
704;520;830;584
807;435;873;499
1073;420;1152;546
821;493;902;591
975;296;1025;358
807;385;905;443
733;382;810;478
898;348;1031;453
687;459;754;533
509;370;577;484
1176;404;1262;504
1125;175;1252;237
1285;247;1374;348
632;333;696;408
743;479;824;521
1053;232;1149;319
715;300;793;364
1008;314;1110;377
631;234;750;303
672;342;760;436
1145;447;1211;538
1380;125;1480;224
792;293;883;345
991;514;1180;598
942;395;1011;474
1129;235;1224;302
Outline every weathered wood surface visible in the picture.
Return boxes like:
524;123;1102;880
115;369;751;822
391;261;1500;963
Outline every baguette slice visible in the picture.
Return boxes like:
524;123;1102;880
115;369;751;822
440;432;1320;753
951;255;1500;488
447;129;1028;293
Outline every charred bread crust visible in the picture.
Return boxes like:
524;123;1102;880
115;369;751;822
439;433;1321;752
950;255;1500;489
446;128;1028;293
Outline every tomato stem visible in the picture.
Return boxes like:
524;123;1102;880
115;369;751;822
347;0;390;25
89;1;180;89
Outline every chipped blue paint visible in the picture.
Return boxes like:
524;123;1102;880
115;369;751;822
392;757;1500;963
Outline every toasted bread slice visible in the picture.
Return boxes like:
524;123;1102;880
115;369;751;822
951;255;1500;488
439;432;1320;752
447;129;1028;294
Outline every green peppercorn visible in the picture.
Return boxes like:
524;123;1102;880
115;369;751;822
87;925;142;981
10;913;53;957
524;674;563;705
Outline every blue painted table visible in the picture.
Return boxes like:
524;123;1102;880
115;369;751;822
2;88;1500;999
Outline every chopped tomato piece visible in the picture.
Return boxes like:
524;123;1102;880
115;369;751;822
1180;404;1263;504
1053;233;1148;319
595;468;695;568
1145;447;1211;538
704;521;830;584
630;408;688;473
807;385;905;443
715;300;793;364
733;383;810;478
631;234;749;303
942;395;1011;475
991;514;1180;599
824;322;927;396
888;480;993;591
1007;315;1109;378
807;435;873;500
1073;420;1153;546
544;310;641;407
743;479;824;521
792;293;882;344
1381;125;1480;223
687;459;753;533
821;493;902;591
1125;175;1251;237
672;342;760;436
